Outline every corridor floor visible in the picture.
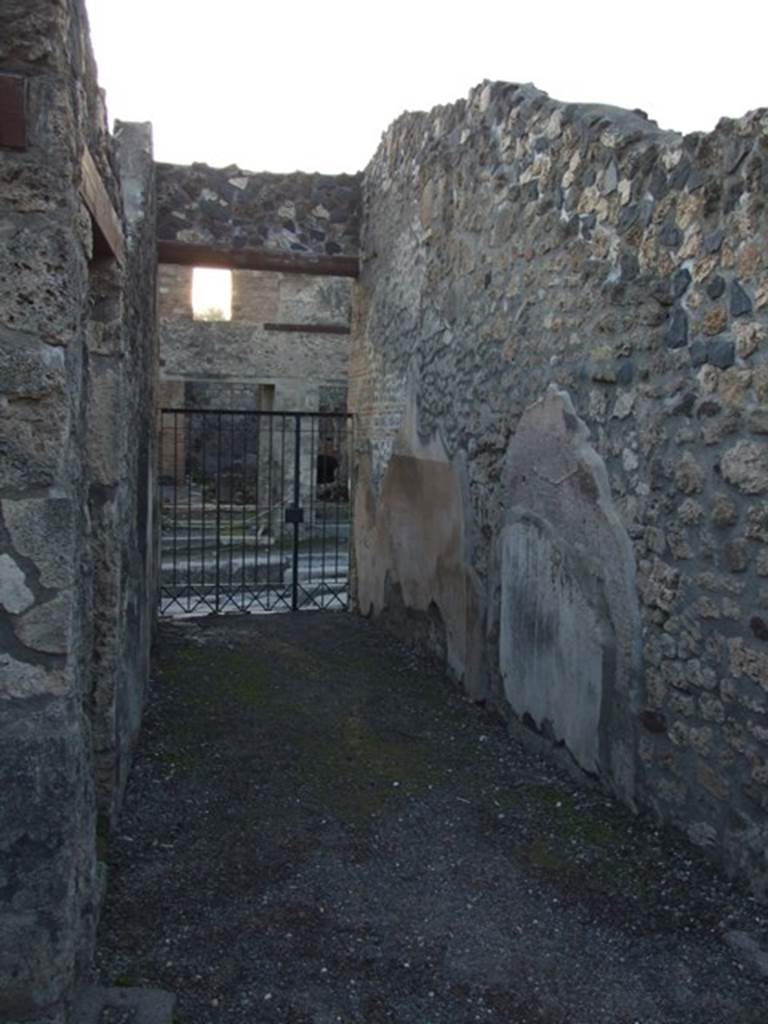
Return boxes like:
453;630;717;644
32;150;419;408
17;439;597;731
95;614;768;1024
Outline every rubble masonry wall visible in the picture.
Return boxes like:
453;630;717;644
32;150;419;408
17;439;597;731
0;2;158;1020
351;81;768;895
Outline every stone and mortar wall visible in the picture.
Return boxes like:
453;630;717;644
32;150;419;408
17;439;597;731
159;266;351;413
155;157;357;420
91;120;158;823
160;318;349;410
157;263;192;318
156;161;361;259
232;269;352;325
352;81;768;895
0;3;157;1021
157;263;352;327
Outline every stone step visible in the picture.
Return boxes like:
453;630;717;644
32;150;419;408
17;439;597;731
160;526;351;552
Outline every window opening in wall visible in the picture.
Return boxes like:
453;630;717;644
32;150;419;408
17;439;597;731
192;267;232;321
317;453;338;487
257;384;275;413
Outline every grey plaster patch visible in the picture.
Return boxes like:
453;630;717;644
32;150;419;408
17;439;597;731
500;518;605;772
73;987;176;1024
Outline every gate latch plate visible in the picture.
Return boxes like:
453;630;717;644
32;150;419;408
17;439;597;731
285;506;304;524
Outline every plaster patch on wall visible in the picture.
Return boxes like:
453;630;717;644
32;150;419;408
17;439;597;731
500;519;607;771
354;382;474;681
499;386;642;799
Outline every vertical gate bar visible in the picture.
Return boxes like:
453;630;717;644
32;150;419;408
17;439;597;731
172;411;179;612
345;413;351;608
334;414;343;602
347;413;352;607
257;407;264;602
308;415;317;605
228;412;235;609
241;410;248;609
291;413;301;611
266;413;274;611
260;411;266;606
320;415;328;606
186;412;193;613
279;415;287;611
201;412;207;611
266;411;272;606
158;412;163;612
214;413;223;613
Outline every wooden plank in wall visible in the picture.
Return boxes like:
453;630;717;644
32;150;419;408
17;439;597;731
263;322;351;335
80;145;125;264
0;73;27;149
157;240;359;279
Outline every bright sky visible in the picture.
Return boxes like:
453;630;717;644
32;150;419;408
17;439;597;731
86;0;767;176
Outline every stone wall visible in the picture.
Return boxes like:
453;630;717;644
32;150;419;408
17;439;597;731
232;269;351;326
157;263;193;318
0;3;157;1021
154;157;357;424
92;119;158;822
351;81;768;895
159;266;351;414
155;161;361;268
160;319;349;409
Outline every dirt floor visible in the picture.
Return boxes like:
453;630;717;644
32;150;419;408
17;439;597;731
95;613;768;1024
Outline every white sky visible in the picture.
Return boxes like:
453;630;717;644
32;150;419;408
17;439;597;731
86;0;767;176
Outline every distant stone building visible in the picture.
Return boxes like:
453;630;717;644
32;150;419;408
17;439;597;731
157;263;352;418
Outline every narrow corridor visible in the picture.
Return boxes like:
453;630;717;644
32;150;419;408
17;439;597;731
95;614;768;1024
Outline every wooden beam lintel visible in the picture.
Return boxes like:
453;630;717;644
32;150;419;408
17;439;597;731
79;145;125;265
263;322;350;336
0;72;27;150
157;240;359;279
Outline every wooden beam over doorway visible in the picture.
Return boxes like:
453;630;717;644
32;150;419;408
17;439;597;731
0;73;27;149
79;145;125;264
157;240;359;279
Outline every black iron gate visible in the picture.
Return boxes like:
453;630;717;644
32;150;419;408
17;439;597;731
159;409;352;615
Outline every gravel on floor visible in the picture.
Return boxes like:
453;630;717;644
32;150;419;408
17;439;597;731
94;612;768;1024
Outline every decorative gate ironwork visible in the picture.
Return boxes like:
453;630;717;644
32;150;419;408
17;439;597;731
159;409;352;615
